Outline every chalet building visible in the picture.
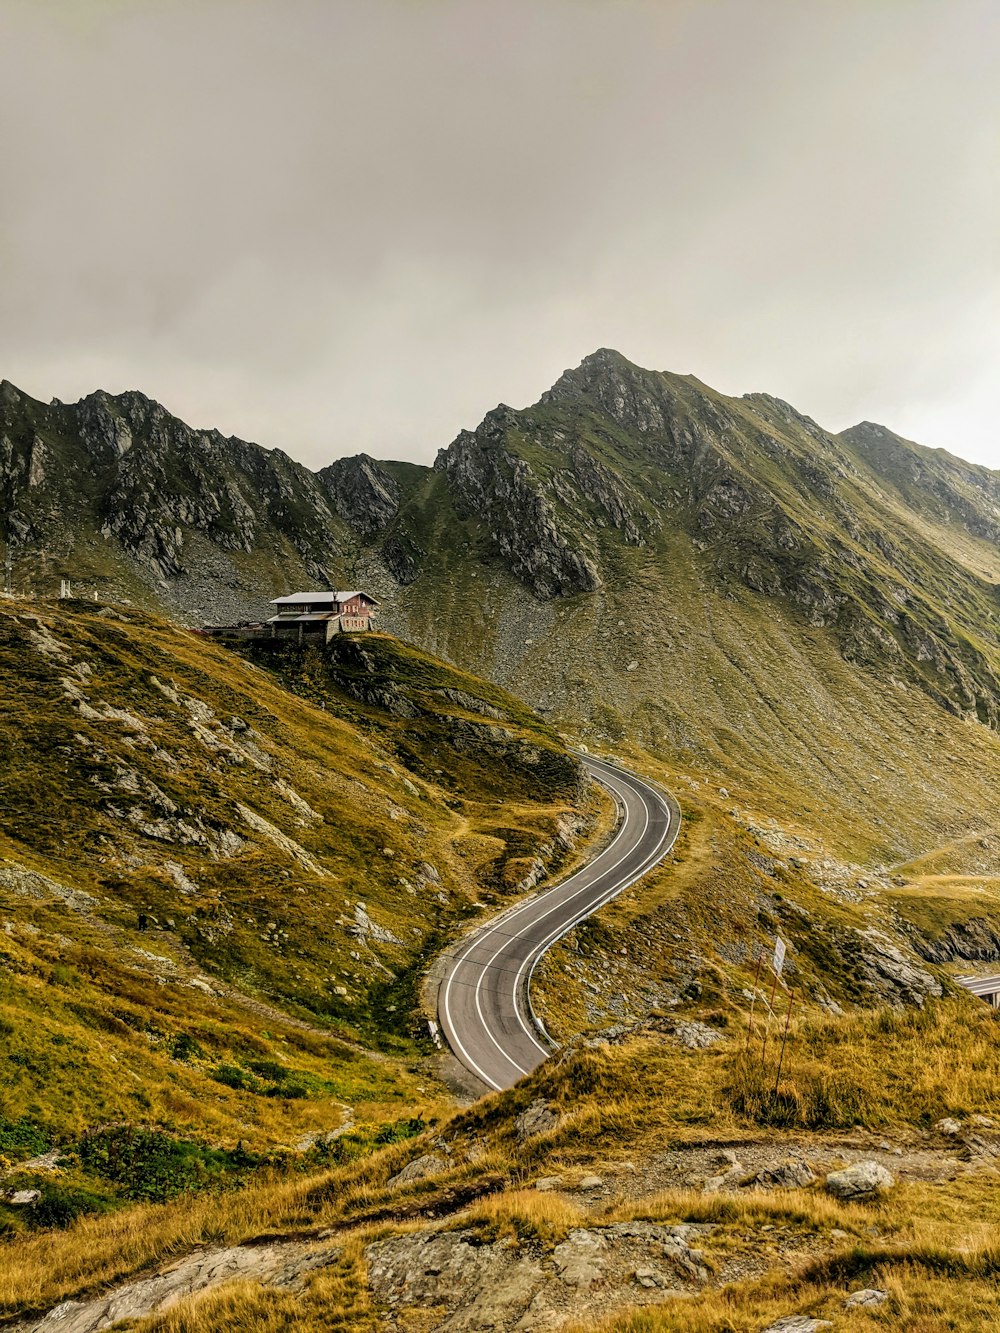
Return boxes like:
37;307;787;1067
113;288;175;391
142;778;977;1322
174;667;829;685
267;590;378;642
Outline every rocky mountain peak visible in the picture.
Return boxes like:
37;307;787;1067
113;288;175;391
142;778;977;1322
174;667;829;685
538;348;690;442
540;347;640;404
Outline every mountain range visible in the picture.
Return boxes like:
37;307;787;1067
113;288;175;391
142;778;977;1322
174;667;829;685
4;349;1000;726
5;352;1000;1328
6;350;1000;862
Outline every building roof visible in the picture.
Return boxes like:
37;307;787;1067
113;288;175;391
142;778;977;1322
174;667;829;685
269;590;378;606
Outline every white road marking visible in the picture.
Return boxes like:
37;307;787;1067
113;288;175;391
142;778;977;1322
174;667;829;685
438;758;680;1091
470;770;643;1077
440;766;638;1090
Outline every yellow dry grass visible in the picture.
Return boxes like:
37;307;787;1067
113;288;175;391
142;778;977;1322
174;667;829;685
126;1234;381;1333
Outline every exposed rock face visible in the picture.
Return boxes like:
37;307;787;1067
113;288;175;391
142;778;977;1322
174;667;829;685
563;443;646;544
364;1219;712;1330
388;1152;448;1187
0;382;342;620
671;1020;724;1050
515;1098;559;1140
381;528;424;584
8;1239;340;1333
434;407;600;599
319;453;400;538
852;930;943;1008
793;917;944;1010
906;914;1000;965
756;1159;817;1189
844;1289;889;1309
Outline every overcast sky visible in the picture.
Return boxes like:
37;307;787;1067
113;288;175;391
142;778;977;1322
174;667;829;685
1;0;997;469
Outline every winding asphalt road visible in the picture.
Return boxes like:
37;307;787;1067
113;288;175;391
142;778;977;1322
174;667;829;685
437;755;680;1092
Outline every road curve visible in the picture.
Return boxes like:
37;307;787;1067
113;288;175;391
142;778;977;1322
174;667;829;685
437;755;680;1092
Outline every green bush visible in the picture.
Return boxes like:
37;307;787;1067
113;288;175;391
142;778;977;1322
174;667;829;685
212;1063;257;1091
33;1181;111;1228
247;1059;288;1081
0;1118;50;1162
170;1032;203;1062
77;1126;261;1202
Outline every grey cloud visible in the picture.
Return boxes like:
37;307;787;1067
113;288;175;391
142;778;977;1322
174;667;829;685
0;0;997;467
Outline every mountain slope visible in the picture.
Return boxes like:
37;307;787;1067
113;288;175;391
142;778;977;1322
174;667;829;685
6;360;1000;1330
5;353;1000;943
0;598;591;1170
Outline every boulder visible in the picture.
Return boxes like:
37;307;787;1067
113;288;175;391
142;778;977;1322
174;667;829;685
672;1020;724;1050
578;1174;605;1191
633;1266;670;1287
552;1229;605;1287
758;1159;816;1189
935;1117;962;1136
534;1176;563;1192
844;1288;889;1309
515;1099;558;1141
387;1153;447;1187
825;1160;895;1199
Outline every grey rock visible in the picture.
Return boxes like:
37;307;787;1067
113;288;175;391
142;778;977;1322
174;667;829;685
633;1266;670;1288
672;1020;724;1050
387;1153;447;1187
435;413;601;599
856;929;943;1007
7;1189;40;1205
515;1098;558;1141
935;1117;963;1136
534;1175;563;1192
318;453;400;539
553;1229;605;1287
844;1288;889;1309
566;441;646;545
381;529;424;585
9;1240;339;1332
758;1159;816;1189
578;1174;605;1191
825;1160;895;1199
366;1230;545;1325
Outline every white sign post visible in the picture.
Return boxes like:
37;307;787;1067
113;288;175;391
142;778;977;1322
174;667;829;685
772;935;786;978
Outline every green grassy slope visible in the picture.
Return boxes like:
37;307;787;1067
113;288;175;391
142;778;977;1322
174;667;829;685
0;600;590;1189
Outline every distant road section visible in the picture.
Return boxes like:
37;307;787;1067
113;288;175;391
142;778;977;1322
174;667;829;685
437;755;680;1092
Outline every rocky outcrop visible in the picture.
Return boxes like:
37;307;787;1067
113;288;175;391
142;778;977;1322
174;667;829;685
9;1239;341;1333
0;383;342;615
905;914;1000;965
515;1098;559;1141
319;453;400;538
365;1219;712;1329
434;408;600;599
563;444;646;544
381;528;424;584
